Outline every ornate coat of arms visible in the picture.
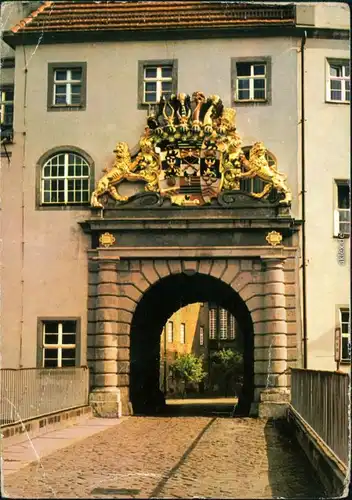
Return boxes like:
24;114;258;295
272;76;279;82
91;91;292;208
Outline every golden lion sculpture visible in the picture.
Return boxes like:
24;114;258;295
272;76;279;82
90;140;159;208
237;142;292;204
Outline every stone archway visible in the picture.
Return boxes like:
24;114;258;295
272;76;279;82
129;271;254;415
86;250;297;418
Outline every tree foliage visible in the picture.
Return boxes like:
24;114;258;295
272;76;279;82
211;348;243;380
170;353;206;387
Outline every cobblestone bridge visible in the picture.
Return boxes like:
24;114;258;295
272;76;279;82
3;411;325;499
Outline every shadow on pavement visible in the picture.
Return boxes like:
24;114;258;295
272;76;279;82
264;418;327;499
133;397;253;418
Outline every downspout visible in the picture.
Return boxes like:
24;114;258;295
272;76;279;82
301;31;308;369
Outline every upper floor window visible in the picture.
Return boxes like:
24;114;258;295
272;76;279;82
334;180;350;237
41;152;90;205
0;86;14;127
47;62;87;111
339;309;350;363
138;60;177;109
219;308;228;340
232;58;271;105
199;326;204;346
327;59;350;103
167;321;174;343
209;308;216;339
180;323;186;344
41;320;78;368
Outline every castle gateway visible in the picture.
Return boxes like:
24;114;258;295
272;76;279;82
81;92;301;418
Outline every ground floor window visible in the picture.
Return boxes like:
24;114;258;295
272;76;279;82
340;309;350;362
40;319;78;367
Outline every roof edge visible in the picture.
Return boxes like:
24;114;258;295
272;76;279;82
11;1;54;34
2;25;350;49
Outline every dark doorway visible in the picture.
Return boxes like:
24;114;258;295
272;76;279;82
130;272;254;416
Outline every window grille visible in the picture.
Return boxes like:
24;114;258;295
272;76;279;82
41;152;90;205
42;320;77;368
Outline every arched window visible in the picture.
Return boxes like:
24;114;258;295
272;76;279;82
41;151;91;205
241;147;276;195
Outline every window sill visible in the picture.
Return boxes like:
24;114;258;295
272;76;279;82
333;234;349;239
37;204;91;211
47;105;86;112
325;100;350;105
234;99;270;106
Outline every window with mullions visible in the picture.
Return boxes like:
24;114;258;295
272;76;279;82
0;86;14;127
200;326;204;346
340;309;350;362
42;320;77;368
41;152;90;205
53;68;82;105
219;308;228;340
167;321;174;343
138;60;177;109
327;60;350;103
209;308;216;339
236;63;266;101
144;66;173;103
334;181;350;236
48;62;87;110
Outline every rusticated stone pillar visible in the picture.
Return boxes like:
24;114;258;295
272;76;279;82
89;259;122;418
254;258;290;418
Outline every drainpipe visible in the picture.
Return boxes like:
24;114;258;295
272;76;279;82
301;31;308;369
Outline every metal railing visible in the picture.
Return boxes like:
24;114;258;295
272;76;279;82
0;367;89;426
290;368;350;466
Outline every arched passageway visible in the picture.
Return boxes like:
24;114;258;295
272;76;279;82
130;272;254;415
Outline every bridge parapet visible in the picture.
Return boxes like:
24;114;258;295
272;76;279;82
288;368;349;497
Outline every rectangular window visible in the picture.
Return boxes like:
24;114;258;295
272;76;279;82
0;85;14;127
167;321;174;343
229;315;236;340
48;62;87;111
334;181;350;236
200;326;204;346
340;309;350;362
138;60;177;109
327;59;350;103
209;308;216;339
180;323;186;344
219;308;228;340
42;320;77;368
235;62;267;102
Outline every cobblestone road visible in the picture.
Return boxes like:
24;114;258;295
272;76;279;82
3;416;325;499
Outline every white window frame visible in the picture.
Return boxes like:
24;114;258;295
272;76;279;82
53;68;83;106
219;308;228;340
235;63;267;102
41;152;90;205
333;180;350;237
180;323;186;344
200;326;204;346
167;321;174;343
209;308;216;339
326;59;350;103
339;309;350;362
143;65;173;104
0;86;14;126
42;321;76;368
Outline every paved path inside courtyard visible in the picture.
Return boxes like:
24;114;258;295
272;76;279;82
2;411;326;499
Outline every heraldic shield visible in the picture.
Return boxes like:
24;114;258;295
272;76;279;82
158;143;222;206
90;91;292;209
